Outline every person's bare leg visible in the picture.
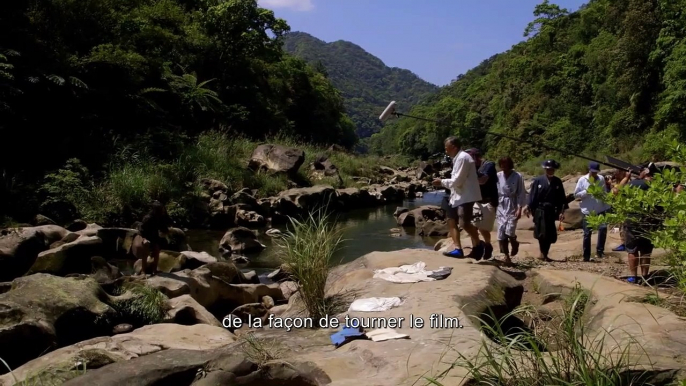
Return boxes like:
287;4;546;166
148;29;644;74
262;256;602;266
639;257;651;278
448;218;462;250
150;245;160;275
499;239;512;265
463;222;481;247
479;229;491;244
628;253;639;277
141;256;149;277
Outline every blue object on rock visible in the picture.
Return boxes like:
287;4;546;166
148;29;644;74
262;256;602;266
330;326;366;348
443;248;464;258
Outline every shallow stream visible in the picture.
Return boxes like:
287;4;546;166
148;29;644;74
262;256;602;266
185;191;446;275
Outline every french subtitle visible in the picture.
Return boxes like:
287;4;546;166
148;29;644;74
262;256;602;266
222;313;463;331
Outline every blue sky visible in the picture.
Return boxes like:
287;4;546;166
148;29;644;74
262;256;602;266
258;0;588;86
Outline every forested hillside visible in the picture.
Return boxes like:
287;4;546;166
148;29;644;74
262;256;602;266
370;0;686;168
0;0;370;225
282;32;438;139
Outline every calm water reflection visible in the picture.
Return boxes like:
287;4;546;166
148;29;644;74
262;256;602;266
186;191;445;274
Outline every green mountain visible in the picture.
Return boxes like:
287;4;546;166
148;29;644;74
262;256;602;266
369;0;686;166
282;31;439;138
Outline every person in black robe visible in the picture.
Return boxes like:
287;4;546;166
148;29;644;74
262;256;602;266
524;159;568;262
137;201;172;275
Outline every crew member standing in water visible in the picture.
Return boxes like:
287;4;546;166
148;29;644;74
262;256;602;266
138;200;172;275
524;159;567;262
495;156;527;265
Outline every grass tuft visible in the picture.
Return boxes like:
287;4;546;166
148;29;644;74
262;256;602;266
238;333;285;367
274;209;345;325
110;282;170;325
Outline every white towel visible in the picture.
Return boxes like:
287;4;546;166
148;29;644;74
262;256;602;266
348;297;404;312
372;262;436;283
365;328;410;342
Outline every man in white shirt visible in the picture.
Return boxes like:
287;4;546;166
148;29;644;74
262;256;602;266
574;161;611;262
432;136;485;258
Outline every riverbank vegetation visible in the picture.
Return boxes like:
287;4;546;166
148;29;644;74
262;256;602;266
3;131;408;227
425;283;654;386
0;0;410;227
370;0;686;169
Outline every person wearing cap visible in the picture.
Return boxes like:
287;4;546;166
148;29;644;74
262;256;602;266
466;148;498;259
432;136;485;259
574;161;611;262
524;159;567;262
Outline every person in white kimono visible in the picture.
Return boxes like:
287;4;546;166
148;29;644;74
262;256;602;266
496;156;527;265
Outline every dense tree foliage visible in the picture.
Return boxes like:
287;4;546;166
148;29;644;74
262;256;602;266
371;0;686;164
0;0;358;222
282;32;438;140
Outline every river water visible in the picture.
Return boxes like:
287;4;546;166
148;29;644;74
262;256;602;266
186;191;446;275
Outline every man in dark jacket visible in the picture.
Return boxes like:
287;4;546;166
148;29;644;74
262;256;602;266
524;160;568;262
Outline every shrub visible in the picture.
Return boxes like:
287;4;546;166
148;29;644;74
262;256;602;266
587;138;686;290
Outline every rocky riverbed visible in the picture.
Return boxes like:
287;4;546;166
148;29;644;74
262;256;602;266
2;152;685;385
1;230;685;386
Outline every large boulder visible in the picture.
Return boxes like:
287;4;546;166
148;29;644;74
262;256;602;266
219;227;265;255
95;228;139;259
562;200;584;230
0;274;116;371
248;144;305;175
272;185;338;217
0;225;71;281
336;187;373;209
164;295;223;327
59;345;330;386
144;262;284;317
28;235;104;276
274;249;523;385
311;154;339;177
74;223;103;237
396;205;447;236
159;227;190;252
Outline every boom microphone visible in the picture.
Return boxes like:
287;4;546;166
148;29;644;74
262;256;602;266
379;101;397;122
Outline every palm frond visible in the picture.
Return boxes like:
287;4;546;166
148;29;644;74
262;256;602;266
139;87;167;94
46;74;66;86
196;78;217;88
69;76;88;89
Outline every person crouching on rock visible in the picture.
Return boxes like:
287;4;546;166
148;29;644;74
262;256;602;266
432;136;485;259
524;159;567;262
137;200;172;276
495;156;527;266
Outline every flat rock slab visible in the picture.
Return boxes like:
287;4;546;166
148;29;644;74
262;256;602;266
259;249;523;386
533;269;686;370
0;324;236;386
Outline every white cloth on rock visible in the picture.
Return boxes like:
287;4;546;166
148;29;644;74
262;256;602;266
373;262;443;283
348;297;404;312
365;328;409;342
